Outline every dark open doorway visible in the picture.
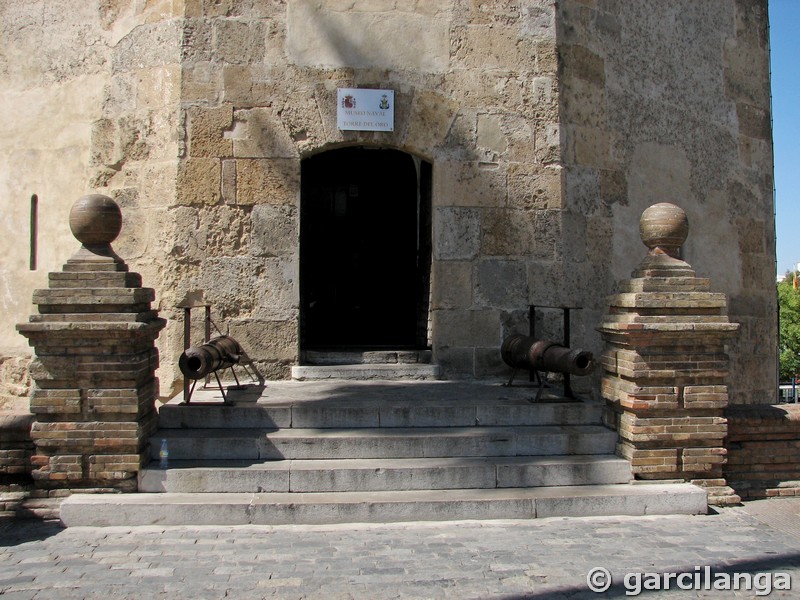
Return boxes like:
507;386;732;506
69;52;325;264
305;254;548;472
300;147;432;351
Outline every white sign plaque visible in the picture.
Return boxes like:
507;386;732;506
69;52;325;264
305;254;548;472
337;88;394;132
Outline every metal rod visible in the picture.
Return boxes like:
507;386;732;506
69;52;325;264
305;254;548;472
214;370;228;404
29;194;38;271
506;368;518;387
563;308;573;398
529;305;536;382
183;308;191;403
229;365;241;387
204;306;212;388
186;379;197;404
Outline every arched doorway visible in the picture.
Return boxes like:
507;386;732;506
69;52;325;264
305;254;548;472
300;147;432;351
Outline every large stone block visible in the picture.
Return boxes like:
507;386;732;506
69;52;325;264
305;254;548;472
477;114;507;156
230;107;297;158
181;18;214;63
198;256;298;321
570;125;619;170
286;1;451;72
507;164;563;211
221;64;257;105
561;43;605;86
452;24;532;70
474;346;507;378
564;165;602;216
431;345;475;378
723;28;770;107
176;158;221;205
227;318;299;364
736;102;771;141
431;261;472;310
433;207;480;261
0;356;31;411
478;113;540;164
136;65;182;111
432;309;501;348
481;208;559;260
112;21;182;73
90;118;120;167
403;91;459;155
433;161;507;208
281;83;329;148
235;158;299;205
188;104;233;158
184;0;281;18
446;72;528;118
169;205;251;260
181;61;224;103
563;77;606;128
474;259;528;310
250;204;298;258
214;19;266;64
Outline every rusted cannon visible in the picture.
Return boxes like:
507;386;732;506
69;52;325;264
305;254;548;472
501;334;594;381
179;335;242;381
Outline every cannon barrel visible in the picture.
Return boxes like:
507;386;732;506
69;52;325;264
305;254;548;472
500;334;594;376
179;335;242;380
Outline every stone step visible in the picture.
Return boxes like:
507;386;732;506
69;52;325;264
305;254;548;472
291;364;441;381
303;350;433;365
138;455;632;493
150;425;618;461
59;483;708;527
157;399;603;429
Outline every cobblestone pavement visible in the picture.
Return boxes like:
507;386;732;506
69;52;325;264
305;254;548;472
1;499;800;599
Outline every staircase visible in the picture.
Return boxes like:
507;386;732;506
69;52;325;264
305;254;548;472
60;380;707;526
291;349;441;381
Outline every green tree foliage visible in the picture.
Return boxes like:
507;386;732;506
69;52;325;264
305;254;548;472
778;273;800;381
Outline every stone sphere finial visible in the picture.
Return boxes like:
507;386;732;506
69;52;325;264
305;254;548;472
639;202;688;258
69;194;123;247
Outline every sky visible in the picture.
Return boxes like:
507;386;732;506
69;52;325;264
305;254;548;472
771;0;800;278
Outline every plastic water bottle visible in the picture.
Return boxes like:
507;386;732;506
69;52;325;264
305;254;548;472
159;438;169;469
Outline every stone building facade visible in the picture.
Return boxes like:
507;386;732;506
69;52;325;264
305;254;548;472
1;1;775;410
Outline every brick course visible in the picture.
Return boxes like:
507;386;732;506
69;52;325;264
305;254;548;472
598;205;740;506
725;403;800;499
17;205;165;491
0;413;35;486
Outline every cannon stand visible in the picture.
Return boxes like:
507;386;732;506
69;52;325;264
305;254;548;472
505;305;582;399
185;367;242;404
180;303;256;404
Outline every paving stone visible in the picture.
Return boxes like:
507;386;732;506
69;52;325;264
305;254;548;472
0;592;38;600
3;502;800;598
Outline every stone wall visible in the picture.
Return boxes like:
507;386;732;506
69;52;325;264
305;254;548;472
726;404;800;499
0;0;183;405
0;1;777;404
558;0;775;404
0;1;110;409
151;0;566;384
88;1;184;396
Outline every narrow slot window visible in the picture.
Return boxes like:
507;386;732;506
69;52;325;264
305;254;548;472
30;194;38;270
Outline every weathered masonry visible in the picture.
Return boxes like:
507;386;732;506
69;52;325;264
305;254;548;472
0;0;774;404
0;1;781;504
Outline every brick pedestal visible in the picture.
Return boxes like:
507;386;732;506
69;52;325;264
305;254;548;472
598;203;740;505
17;195;165;491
